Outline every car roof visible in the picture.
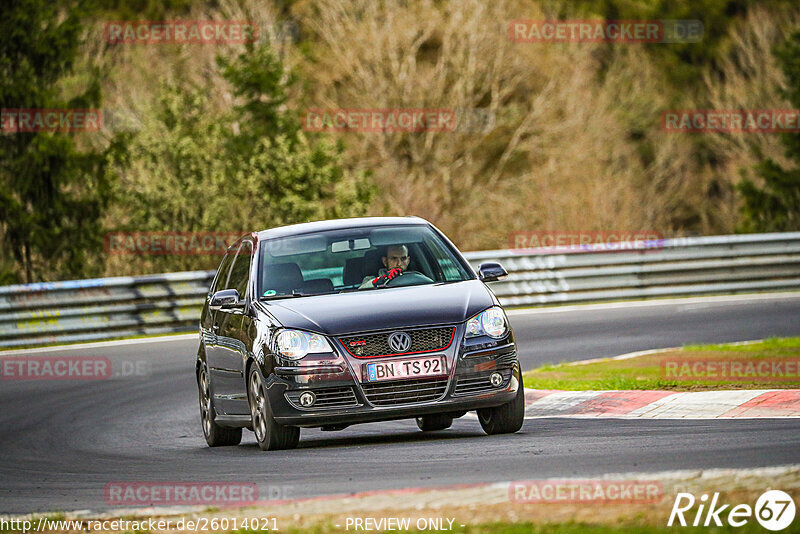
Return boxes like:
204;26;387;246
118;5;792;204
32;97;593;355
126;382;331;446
254;216;430;241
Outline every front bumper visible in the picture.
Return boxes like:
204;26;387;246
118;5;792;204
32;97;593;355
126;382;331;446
265;326;520;427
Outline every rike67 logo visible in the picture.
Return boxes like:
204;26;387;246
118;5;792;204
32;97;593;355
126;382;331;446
669;490;796;531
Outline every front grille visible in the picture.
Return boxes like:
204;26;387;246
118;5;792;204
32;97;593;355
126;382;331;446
340;327;455;358
361;378;449;406
453;368;513;396
285;386;358;409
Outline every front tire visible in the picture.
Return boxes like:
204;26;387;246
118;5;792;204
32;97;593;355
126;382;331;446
416;414;453;431
477;373;525;435
248;367;300;451
198;366;242;447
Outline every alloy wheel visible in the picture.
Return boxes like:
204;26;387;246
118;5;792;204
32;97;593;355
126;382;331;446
198;368;212;437
249;371;267;442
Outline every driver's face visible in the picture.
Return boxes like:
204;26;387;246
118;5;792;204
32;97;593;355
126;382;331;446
383;245;410;271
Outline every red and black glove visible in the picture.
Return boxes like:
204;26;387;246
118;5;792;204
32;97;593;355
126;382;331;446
371;268;403;286
386;267;403;280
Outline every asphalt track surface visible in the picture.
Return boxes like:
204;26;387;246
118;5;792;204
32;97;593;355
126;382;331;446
1;293;799;514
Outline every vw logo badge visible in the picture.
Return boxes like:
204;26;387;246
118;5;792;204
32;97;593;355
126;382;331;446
387;331;412;353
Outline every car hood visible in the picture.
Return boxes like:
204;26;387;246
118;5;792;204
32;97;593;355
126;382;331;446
259;280;495;335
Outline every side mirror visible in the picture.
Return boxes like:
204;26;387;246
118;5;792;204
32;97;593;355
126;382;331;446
210;288;241;310
478;262;508;283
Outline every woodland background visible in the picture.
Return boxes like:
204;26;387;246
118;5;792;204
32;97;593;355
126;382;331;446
1;0;799;283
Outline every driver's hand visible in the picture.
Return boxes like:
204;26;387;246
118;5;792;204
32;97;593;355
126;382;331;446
386;267;403;280
371;268;403;287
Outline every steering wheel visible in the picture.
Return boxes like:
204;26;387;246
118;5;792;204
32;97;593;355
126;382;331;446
381;271;434;287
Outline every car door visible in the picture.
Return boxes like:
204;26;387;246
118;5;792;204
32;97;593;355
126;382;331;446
214;240;253;414
204;248;235;385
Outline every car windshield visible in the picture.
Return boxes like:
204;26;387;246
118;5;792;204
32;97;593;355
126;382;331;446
257;224;473;298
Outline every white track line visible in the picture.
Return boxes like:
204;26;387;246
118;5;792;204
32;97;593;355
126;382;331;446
627;390;771;419
517;388;800;419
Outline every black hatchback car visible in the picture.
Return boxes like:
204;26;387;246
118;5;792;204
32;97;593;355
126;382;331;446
196;217;524;450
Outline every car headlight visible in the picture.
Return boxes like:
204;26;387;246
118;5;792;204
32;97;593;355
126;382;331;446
465;306;508;339
273;329;333;360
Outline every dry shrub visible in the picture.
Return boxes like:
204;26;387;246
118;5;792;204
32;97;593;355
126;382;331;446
292;0;746;250
295;0;546;249
88;0;297;138
702;7;800;214
86;0;299;275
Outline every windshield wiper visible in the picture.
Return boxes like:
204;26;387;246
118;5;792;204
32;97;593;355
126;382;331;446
345;284;396;292
260;290;310;301
338;284;391;292
260;290;340;301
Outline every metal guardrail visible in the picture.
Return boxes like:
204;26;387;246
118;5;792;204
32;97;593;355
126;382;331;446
1;232;799;348
471;232;800;307
0;271;214;348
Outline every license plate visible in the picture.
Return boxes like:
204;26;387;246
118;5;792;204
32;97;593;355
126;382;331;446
364;356;448;382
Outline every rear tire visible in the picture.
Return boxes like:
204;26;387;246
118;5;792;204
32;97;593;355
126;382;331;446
477;372;525;435
198;366;242;447
416;414;453;431
248;367;300;451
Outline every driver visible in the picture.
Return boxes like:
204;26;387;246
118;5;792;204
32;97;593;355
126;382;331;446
360;244;411;288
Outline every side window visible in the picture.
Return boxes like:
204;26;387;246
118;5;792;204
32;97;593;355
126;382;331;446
211;250;235;293
425;235;470;281
226;241;253;297
437;258;462;281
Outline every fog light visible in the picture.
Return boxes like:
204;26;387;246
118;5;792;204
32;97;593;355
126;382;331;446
490;372;504;387
299;391;315;407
